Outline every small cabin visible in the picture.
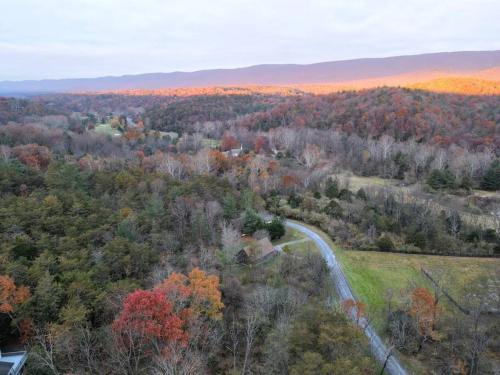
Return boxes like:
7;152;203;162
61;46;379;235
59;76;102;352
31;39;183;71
235;237;277;264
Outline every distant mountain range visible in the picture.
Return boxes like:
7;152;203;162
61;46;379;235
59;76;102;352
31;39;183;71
1;50;499;95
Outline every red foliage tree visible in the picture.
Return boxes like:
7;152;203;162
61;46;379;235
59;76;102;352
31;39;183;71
113;289;188;352
220;135;239;151
254;135;267;153
135;150;145;160
267;160;279;174
113;268;223;360
282;175;299;187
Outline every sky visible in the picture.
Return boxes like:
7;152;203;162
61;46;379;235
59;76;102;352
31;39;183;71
1;0;499;81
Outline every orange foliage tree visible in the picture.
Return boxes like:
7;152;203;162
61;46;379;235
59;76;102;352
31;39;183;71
0;275;32;341
342;298;366;324
113;268;223;359
410;287;440;340
282;174;299;193
209;150;230;172
0;275;30;315
156;268;224;321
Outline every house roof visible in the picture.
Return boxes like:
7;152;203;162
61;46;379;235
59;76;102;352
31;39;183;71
0;362;13;375
256;237;274;257
0;351;27;375
242;237;275;259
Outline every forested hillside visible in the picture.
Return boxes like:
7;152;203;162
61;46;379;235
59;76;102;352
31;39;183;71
0;85;498;374
230;88;499;150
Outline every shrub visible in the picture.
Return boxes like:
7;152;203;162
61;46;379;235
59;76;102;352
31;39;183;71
377;235;395;251
338;188;353;202
323;199;343;218
480;160;500;191
408;231;427;249
288;192;302;208
427;169;457;190
266;217;285;240
324;178;339;199
356;188;367;200
242;209;264;235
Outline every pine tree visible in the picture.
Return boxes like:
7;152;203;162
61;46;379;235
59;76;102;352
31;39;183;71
480;160;500;191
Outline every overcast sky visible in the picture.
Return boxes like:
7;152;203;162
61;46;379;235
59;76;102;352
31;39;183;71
1;0;499;81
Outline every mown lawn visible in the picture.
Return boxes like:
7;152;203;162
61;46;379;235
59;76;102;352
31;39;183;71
337;250;499;324
337;250;500;374
201;138;220;148
272;227;305;245
93;123;121;136
282;239;315;254
287;221;500;328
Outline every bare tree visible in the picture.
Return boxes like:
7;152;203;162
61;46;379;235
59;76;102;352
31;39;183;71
204;200;222;244
447;210;462;238
301;143;322;168
431;149;447;170
159;153;184;179
226;313;240;374
192;149;212;175
151;344;204;375
30;328;61;375
241;308;260;375
221;221;241;263
0;145;11;161
464;293;490;375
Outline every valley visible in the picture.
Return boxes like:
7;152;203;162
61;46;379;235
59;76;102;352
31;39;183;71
0;50;499;375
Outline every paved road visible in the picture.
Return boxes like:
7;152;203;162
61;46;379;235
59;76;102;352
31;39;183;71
286;220;409;375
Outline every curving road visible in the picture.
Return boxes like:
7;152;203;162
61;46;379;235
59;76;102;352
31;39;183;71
286;220;408;375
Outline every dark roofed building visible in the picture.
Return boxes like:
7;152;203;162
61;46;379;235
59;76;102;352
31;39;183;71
235;237;277;264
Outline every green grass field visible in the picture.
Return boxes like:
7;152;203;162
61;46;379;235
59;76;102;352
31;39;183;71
288;221;500;328
202;138;220;148
282;239;315;253
272;227;305;245
93;123;122;137
337;250;499;325
336;173;397;191
292;221;500;374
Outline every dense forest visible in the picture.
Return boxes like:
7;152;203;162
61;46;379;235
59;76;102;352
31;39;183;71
0;87;498;374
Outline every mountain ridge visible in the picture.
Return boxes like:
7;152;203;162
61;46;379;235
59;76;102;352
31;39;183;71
1;50;499;94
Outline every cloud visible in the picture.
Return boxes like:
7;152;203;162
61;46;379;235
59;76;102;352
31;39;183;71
1;0;499;80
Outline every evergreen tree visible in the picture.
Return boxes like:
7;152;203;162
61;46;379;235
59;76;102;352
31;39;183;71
266;217;285;240
427;169;457;190
480;160;500;191
242;209;264;235
324;177;339;199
